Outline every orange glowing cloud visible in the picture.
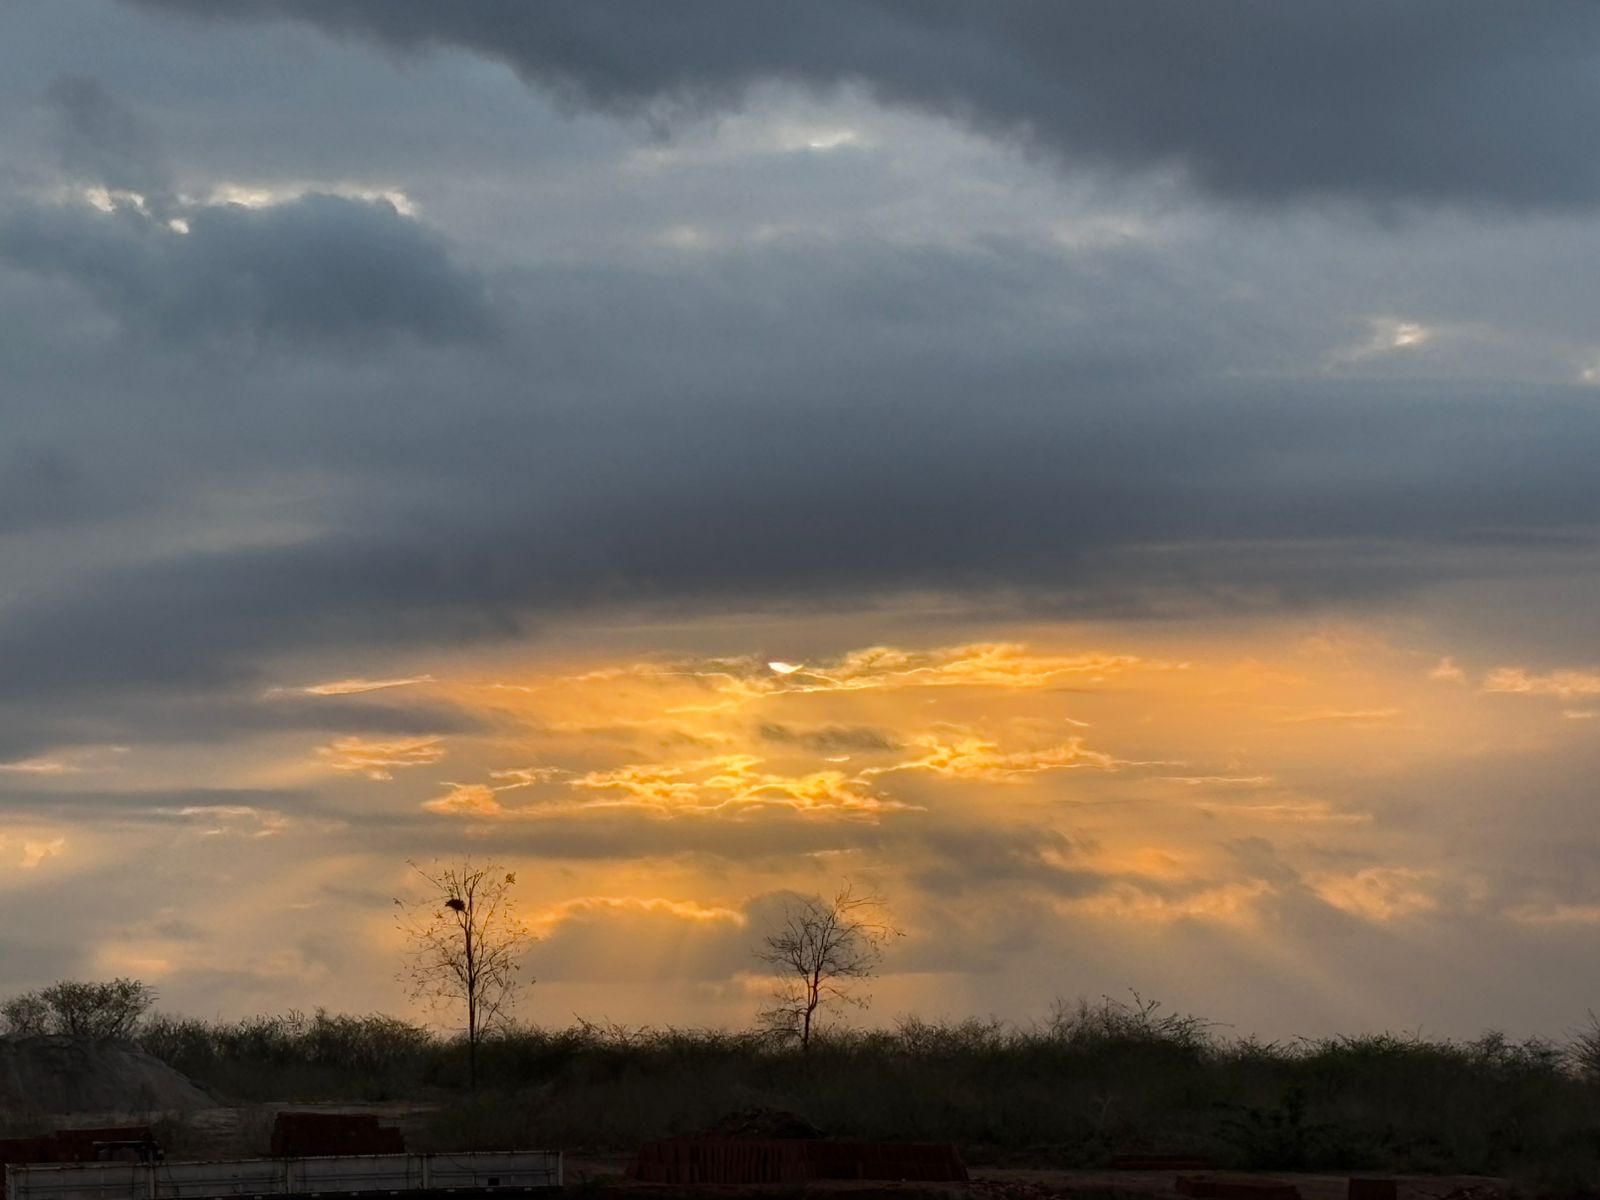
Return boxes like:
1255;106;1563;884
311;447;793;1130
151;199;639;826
317;735;445;779
1483;666;1600;699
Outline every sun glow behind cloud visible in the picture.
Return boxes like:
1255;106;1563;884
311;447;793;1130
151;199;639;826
2;597;1581;1036
371;620;1560;1025
8;607;1600;1035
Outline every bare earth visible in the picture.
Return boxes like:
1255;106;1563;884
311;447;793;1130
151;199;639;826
25;1102;1513;1200
560;1157;1509;1200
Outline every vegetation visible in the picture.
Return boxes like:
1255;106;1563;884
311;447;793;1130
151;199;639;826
118;997;1600;1186
1;977;156;1038
394;859;531;1091
10;974;1600;1187
755;884;901;1052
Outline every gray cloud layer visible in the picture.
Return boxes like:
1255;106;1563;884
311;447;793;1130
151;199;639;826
1;194;493;349
3;3;1600;1037
126;0;1600;210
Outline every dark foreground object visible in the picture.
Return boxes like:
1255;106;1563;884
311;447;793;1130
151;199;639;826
1110;1158;1216;1172
5;1150;560;1200
630;1140;969;1185
270;1112;405;1157
0;1128;159;1197
1177;1176;1300;1200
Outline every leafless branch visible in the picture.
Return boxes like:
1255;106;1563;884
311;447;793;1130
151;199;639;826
394;857;533;1088
753;882;901;1051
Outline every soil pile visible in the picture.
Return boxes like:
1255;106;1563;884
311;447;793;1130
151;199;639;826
0;1035;214;1114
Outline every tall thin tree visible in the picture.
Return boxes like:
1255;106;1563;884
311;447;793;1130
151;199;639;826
395;858;531;1089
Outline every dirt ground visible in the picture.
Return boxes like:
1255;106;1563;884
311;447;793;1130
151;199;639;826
41;1108;1513;1200
559;1156;1510;1200
965;1170;1507;1200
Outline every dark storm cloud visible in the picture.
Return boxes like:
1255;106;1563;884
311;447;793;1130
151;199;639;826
46;75;175;215
2;78;492;347
0;36;1597;766
0;192;494;348
0;446;95;535
125;0;1600;209
0;376;1596;738
106;694;482;748
0;670;479;761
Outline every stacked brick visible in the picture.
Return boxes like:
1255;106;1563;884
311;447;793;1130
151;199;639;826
0;1127;158;1198
629;1138;968;1184
268;1113;405;1158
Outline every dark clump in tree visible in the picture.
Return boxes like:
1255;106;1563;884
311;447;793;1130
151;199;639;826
395;858;532;1089
755;883;900;1053
0;978;156;1039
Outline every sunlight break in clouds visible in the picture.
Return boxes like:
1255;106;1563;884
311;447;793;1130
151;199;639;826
317;735;445;780
0;757;79;775
1482;666;1600;699
157;805;291;838
1309;867;1445;923
868;731;1121;781
0;833;68;870
428;757;911;821
205;181;419;217
530;896;748;935
565;755;912;819
294;675;434;696
570;643;1178;717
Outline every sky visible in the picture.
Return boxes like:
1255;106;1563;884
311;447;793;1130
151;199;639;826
3;0;1600;1042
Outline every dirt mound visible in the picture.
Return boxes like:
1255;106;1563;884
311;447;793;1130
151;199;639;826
701;1107;824;1140
0;1035;214;1115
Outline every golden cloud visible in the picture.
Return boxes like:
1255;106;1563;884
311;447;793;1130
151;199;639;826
0;757;78;775
530;895;748;933
1055;879;1273;925
570;755;913;818
1483;666;1600;700
573;641;1175;716
1505;902;1600;925
1275;707;1402;725
295;675;433;696
158;804;292;838
316;735;444;780
871;731;1120;781
1308;867;1441;922
423;783;504;816
427;755;915;821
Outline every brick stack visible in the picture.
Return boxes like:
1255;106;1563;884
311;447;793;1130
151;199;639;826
1177;1174;1302;1200
0;1127;158;1198
269;1113;405;1158
629;1138;968;1184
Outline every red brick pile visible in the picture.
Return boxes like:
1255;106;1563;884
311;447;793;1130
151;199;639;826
268;1112;405;1158
0;1128;158;1198
630;1138;968;1184
1177;1174;1301;1200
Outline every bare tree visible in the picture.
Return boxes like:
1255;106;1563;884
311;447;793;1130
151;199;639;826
754;883;900;1052
395;858;531;1089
